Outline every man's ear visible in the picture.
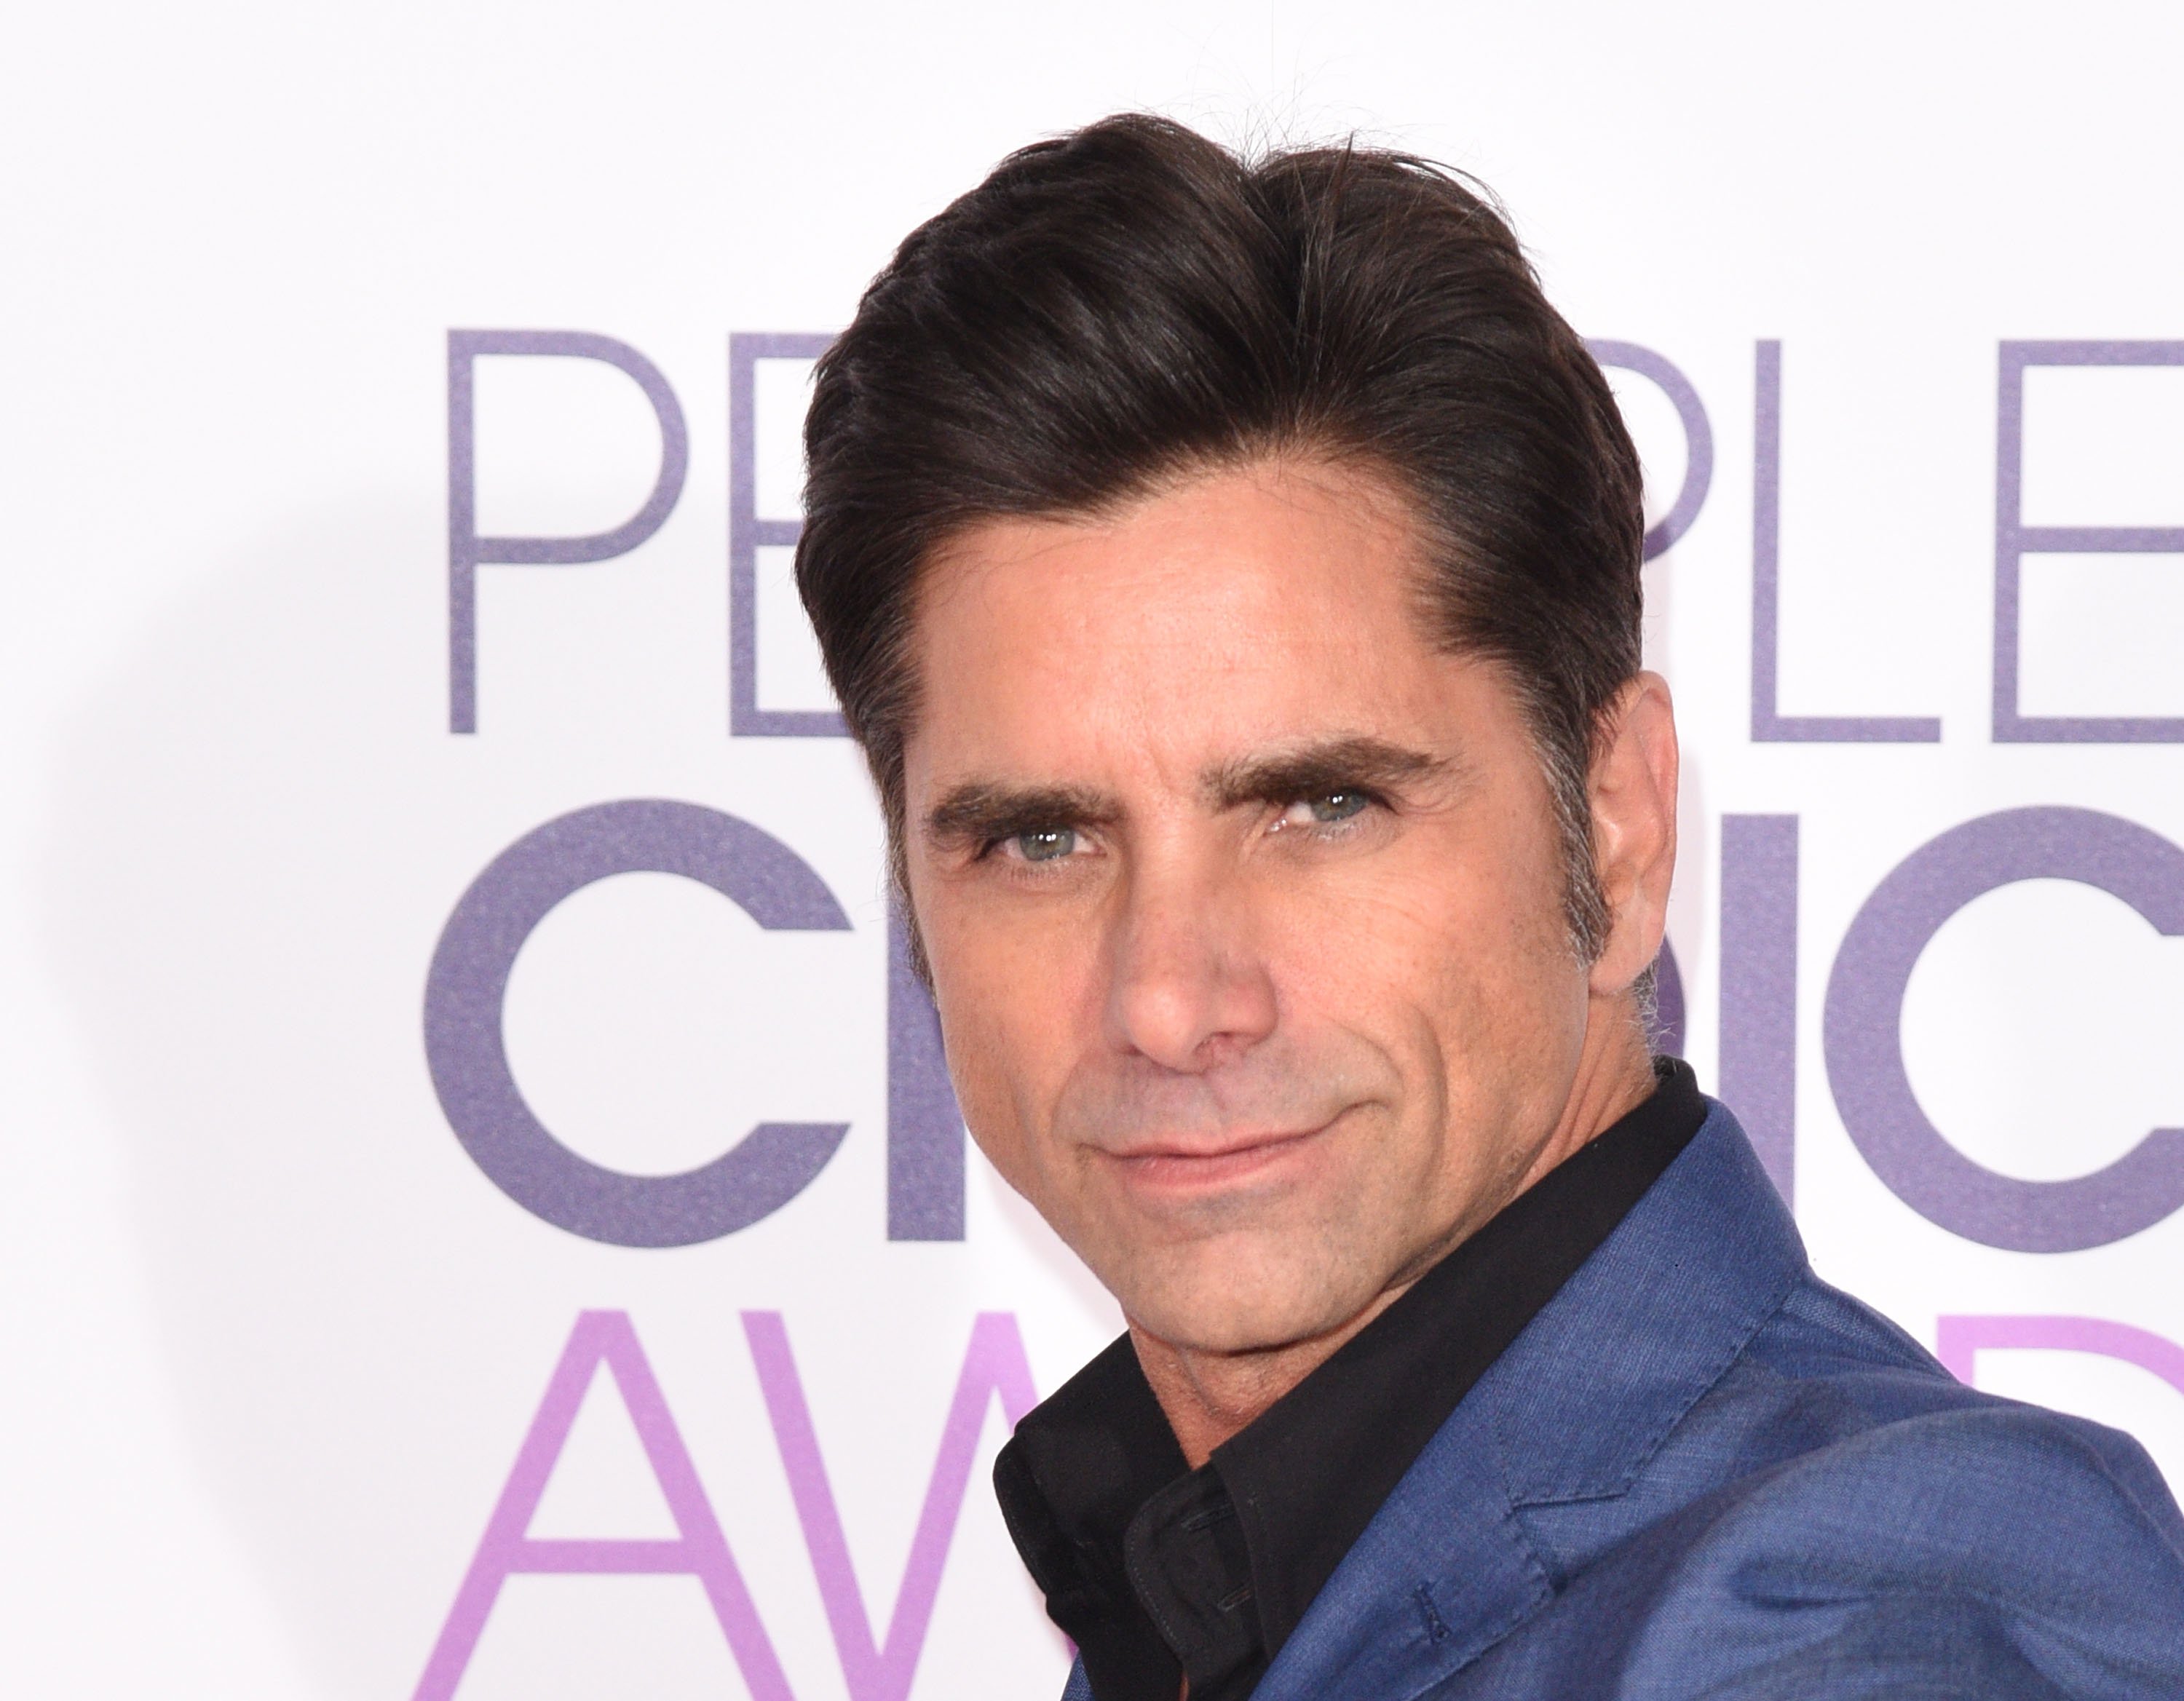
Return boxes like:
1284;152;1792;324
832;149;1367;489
1585;672;1679;998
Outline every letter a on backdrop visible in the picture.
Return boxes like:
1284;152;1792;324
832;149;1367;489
412;1311;794;1701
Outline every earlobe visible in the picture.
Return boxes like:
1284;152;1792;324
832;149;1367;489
1586;673;1680;996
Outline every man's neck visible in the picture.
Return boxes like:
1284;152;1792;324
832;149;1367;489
1128;1285;1409;1469
1129;1003;1658;1468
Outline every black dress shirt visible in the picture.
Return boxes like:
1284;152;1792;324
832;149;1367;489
992;1058;1709;1701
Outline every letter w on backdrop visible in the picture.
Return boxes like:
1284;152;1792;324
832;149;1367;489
414;1310;1040;1701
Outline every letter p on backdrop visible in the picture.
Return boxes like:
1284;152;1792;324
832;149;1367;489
448;330;689;733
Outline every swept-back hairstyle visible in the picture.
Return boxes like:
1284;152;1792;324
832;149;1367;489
796;114;1645;956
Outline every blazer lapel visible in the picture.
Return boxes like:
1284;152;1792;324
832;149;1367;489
1249;1103;1807;1701
1245;1386;1548;1701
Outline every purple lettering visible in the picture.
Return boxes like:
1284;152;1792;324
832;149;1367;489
1749;340;1939;742
1586;340;1714;561
412;1312;791;1701
423;800;852;1246
1824;806;2184;1251
1991;340;2184;743
729;331;843;737
1720;814;1800;1206
888;906;965;1240
745;1310;1040;1701
1938;1315;2184;1400
447;330;689;734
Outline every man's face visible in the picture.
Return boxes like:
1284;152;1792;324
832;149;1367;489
901;460;1610;1355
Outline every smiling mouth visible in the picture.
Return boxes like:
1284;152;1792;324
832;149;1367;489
1097;1122;1336;1194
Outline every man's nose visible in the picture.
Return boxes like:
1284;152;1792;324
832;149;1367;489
1102;855;1278;1072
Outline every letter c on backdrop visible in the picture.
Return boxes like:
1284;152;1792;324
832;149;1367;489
1824;806;2184;1252
424;800;852;1247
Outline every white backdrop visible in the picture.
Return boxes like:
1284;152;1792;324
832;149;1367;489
5;4;2184;1697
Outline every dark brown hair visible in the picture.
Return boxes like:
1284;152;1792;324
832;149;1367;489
796;114;1645;956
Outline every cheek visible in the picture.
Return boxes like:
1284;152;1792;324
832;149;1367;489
1416;827;1586;1063
1284;806;1566;1004
1264;807;1581;1126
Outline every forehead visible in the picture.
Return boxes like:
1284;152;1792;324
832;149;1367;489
906;460;1481;786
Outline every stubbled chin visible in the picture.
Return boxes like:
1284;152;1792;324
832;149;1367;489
1100;1234;1385;1358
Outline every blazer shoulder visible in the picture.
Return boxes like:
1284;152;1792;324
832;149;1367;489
1478;1402;2184;1700
1759;1266;1948;1376
1487;1264;2184;1697
1701;1268;2184;1566
1648;1402;2184;1692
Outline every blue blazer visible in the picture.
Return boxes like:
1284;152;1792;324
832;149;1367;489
1059;1102;2184;1699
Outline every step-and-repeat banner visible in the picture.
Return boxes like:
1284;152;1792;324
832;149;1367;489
7;4;2183;1697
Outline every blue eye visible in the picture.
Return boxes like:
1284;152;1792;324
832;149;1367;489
1274;790;1375;835
1011;827;1079;863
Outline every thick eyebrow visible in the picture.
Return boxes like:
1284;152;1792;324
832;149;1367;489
922;781;1123;851
1202;736;1456;812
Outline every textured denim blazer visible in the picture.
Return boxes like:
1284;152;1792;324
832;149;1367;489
1057;1101;2184;1700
